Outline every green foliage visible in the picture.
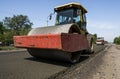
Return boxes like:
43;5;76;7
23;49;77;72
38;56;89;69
4;15;33;35
93;34;97;44
114;36;120;45
0;21;5;35
0;46;18;50
0;15;33;46
0;21;4;43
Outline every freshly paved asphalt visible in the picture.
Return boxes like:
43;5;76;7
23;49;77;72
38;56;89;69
0;45;106;79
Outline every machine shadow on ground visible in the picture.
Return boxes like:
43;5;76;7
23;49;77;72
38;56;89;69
24;45;105;67
25;55;90;67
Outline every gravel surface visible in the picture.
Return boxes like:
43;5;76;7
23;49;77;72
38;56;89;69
90;44;120;79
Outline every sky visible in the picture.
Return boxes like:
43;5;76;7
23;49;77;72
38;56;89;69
0;0;120;42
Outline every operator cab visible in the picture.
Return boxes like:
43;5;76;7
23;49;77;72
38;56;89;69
54;2;87;31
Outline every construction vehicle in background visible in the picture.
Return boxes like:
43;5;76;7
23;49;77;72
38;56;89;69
96;37;104;45
14;2;94;63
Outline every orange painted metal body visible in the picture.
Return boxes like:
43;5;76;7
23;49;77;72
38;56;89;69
14;33;89;52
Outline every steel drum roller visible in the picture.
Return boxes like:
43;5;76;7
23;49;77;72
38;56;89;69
27;24;81;63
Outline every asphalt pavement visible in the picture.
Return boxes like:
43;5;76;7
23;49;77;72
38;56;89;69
0;45;106;79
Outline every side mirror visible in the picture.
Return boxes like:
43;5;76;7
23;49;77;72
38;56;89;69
47;12;55;26
49;12;55;20
49;14;52;20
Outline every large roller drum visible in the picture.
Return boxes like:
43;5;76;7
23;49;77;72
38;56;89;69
28;24;80;35
27;24;82;63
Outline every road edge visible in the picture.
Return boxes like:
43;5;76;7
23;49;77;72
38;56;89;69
48;44;112;79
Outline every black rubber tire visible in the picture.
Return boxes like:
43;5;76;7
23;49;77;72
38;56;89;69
70;51;81;63
87;34;94;53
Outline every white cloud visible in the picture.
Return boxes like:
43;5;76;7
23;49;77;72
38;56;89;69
87;20;119;30
87;20;120;42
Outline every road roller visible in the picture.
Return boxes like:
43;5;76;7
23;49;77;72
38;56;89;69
14;2;94;63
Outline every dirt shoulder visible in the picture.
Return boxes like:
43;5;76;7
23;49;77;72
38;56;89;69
90;44;120;79
0;48;26;53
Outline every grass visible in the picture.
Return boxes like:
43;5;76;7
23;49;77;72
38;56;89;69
0;46;19;50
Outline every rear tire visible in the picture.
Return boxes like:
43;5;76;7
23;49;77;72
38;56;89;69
69;51;81;63
87;34;94;53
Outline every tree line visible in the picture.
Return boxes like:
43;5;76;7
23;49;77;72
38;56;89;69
114;36;120;45
0;15;33;46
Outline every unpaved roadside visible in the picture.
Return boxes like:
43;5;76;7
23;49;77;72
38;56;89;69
0;49;27;53
90;44;120;79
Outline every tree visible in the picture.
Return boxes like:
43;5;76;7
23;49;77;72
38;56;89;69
2;15;33;45
93;34;97;44
0;21;5;44
114;36;120;45
0;21;4;35
3;15;33;35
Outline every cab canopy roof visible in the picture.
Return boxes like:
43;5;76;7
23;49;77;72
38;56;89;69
54;2;87;13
